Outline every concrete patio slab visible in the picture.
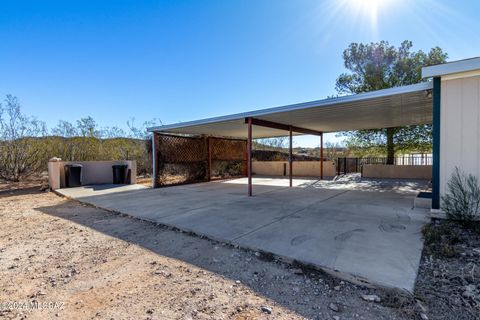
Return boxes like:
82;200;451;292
56;176;430;292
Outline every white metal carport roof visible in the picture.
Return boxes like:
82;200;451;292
148;82;433;139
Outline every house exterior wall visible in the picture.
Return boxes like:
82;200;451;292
440;73;480;197
252;161;336;177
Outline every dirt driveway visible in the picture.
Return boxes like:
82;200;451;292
0;187;414;320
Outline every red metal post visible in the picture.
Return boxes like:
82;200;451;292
207;137;212;181
242;140;248;177
320;133;324;180
152;132;158;188
247;117;253;196
289;126;293;187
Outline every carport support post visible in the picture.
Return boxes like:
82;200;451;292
432;77;441;209
289;126;293;187
207;137;212;181
247;117;253;196
320;132;324;180
151;132;158;188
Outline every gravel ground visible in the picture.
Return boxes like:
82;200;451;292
0;186;414;320
415;220;480;320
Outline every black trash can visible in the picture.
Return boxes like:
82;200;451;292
65;164;83;187
112;164;128;184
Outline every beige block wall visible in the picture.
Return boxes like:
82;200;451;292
362;164;432;180
440;73;480;196
252;161;336;177
48;160;137;190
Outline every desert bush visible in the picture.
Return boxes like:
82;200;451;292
0;95;47;181
212;160;242;178
422;222;459;258
442;167;480;222
0;95;157;181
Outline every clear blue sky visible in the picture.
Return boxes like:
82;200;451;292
1;0;479;147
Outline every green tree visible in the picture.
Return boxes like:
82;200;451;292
336;40;447;163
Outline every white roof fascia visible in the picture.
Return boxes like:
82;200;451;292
422;57;480;78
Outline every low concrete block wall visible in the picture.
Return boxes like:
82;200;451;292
362;164;432;180
48;160;137;190
252;161;336;177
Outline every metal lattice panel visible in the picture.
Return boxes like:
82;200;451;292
154;133;247;186
210;137;245;161
157;134;206;163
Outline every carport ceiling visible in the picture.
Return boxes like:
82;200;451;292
148;82;433;139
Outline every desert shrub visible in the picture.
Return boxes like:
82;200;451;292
442;167;480;222
422;223;459;258
212;160;242;178
0;95;156;181
0;95;47;181
158;163;206;185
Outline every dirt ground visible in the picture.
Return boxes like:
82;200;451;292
135;177;153;187
0;183;473;320
415;220;480;320
0;185;413;320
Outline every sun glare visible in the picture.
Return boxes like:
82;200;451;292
353;0;375;24
346;0;393;35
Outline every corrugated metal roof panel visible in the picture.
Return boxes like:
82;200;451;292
148;82;433;138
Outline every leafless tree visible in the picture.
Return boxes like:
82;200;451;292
0;95;47;181
0;94;162;180
255;137;288;150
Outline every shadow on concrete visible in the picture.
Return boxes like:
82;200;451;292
83;184;129;191
306;176;430;194
220;174;430;194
